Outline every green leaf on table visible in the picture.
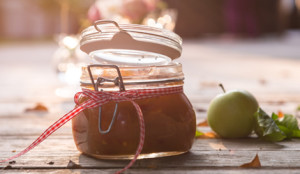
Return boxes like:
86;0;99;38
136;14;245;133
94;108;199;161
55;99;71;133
275;114;300;139
277;125;293;139
292;129;300;138
278;114;299;130
255;108;300;141
195;129;204;138
254;108;286;142
271;113;278;121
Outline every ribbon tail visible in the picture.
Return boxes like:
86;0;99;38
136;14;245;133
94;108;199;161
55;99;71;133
115;101;145;174
0;106;85;163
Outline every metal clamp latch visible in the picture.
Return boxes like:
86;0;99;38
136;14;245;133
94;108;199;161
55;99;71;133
87;64;125;134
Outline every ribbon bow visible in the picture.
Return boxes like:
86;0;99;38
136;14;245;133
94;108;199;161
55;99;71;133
1;86;183;174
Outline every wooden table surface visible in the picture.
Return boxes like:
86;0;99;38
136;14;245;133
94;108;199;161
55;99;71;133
1;32;300;173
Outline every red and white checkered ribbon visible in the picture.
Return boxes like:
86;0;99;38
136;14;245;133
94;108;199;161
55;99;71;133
1;86;183;174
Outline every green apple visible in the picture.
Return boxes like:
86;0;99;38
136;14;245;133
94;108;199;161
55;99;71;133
207;86;259;138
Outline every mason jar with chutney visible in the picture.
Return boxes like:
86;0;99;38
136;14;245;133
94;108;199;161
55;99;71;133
72;20;196;160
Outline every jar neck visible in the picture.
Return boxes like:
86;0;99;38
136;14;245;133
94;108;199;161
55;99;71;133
80;80;184;91
80;63;184;91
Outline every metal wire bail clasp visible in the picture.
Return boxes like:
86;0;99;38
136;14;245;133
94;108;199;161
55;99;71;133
87;64;125;134
94;20;123;33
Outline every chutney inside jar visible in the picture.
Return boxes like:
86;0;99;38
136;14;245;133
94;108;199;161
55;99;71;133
72;64;196;159
72;90;195;159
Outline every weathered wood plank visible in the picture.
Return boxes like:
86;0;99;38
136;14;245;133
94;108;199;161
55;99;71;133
2;138;300;168
2;168;300;174
0;100;299;136
2;151;300;168
0;113;72;136
2;137;300;153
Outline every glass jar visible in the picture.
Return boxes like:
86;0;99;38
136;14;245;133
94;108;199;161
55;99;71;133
72;20;196;159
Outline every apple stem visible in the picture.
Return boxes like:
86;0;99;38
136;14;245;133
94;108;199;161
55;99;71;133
219;84;226;93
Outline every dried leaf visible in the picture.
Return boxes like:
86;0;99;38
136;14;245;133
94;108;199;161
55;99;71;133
67;160;81;169
196;108;207;113
197;120;208;127
258;78;267;85
196;132;219;139
240;154;261;168
3;165;12;170
147;164;158;169
209;142;227;150
47;161;54;165
265;100;285;105
8;161;16;165
200;81;219;88
25;103;48;112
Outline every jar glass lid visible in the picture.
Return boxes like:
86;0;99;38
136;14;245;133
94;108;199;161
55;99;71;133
80;20;182;66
